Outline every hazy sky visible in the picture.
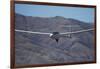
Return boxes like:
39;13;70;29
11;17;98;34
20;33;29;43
15;4;95;23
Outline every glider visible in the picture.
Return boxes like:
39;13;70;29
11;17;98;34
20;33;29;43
15;28;94;43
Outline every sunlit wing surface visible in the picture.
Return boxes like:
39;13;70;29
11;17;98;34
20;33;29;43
60;28;94;35
15;29;51;35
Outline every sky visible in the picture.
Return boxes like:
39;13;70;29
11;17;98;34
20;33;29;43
15;4;95;23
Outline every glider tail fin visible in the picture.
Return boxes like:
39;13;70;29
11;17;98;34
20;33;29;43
55;39;59;43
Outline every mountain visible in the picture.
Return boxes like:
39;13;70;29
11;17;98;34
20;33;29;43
15;13;95;66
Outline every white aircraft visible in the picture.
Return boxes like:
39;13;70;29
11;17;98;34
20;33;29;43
15;29;94;43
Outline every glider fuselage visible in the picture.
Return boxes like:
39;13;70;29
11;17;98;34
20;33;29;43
50;32;60;42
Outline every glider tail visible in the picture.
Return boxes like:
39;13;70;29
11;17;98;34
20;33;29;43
55;39;59;43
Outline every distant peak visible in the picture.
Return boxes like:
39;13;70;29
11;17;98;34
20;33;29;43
54;16;66;19
67;18;83;23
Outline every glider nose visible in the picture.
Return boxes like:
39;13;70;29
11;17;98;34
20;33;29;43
49;34;53;37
